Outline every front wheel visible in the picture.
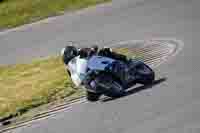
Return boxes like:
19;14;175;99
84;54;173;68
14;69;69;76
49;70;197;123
87;73;125;99
86;91;101;102
103;80;125;98
95;74;125;98
135;63;155;85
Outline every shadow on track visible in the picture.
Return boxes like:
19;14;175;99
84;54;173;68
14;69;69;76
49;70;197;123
100;77;167;102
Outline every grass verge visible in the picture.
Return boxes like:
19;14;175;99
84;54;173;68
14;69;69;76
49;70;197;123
0;0;110;29
0;56;79;119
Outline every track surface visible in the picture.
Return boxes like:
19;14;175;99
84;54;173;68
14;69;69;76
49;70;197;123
1;0;200;132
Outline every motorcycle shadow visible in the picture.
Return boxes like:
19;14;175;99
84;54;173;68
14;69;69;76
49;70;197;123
100;77;167;102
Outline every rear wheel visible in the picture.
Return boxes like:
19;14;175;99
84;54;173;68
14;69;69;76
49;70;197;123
135;63;155;85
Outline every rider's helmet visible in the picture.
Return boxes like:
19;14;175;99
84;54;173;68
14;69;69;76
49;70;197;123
61;45;78;64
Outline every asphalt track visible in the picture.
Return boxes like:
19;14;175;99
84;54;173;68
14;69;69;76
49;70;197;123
1;0;200;132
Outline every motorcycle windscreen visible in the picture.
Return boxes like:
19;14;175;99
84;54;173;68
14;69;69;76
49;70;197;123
88;56;115;71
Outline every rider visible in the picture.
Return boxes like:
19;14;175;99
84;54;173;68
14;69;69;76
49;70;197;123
98;47;129;63
61;45;128;64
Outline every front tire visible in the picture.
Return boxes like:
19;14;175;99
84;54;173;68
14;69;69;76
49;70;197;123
95;73;125;98
86;91;101;102
103;80;125;98
135;63;155;85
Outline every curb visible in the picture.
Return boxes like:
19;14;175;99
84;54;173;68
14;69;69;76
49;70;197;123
0;97;86;132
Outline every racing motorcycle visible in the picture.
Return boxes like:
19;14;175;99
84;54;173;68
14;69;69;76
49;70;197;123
61;45;155;101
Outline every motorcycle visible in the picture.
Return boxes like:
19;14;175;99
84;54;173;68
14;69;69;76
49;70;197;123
62;46;155;101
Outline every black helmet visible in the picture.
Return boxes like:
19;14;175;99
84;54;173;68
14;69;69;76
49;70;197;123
61;46;78;64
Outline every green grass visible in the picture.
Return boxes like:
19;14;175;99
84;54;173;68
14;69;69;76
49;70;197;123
114;48;144;60
0;56;80;119
0;0;110;29
0;48;140;120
